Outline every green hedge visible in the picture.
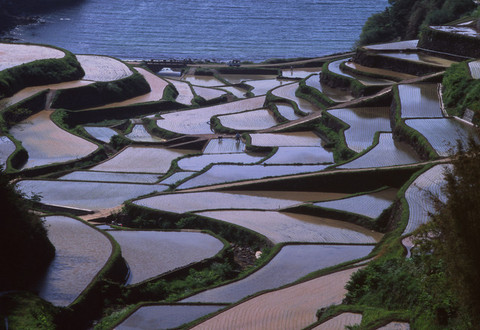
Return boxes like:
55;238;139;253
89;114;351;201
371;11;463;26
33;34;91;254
51;70;151;110
1;90;48;128
296;77;334;108
0;45;84;99
419;26;480;59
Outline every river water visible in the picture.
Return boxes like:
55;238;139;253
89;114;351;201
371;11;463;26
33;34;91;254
4;0;388;61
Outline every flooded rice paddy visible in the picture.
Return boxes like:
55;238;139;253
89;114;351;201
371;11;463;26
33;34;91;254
363;39;418;51
398;84;443;118
314;188;397;219
281;67;320;78
339;133;420;169
108;230;224;284
36;216;112;306
249;132;323;147
469;60;480;79
328;59;394;86
58;170;161;184
164;78;195;105
275;103;302;121
134;191;307;213
264;146;334;164
305;74;354;103
0;43;64;71
177;164;328;189
203;138;246;153
84;126;117;143
91;146;193;173
376;52;457;67
17;179;167;211
0;136;15;166
177;153;264;171
183;75;224;87
196;210;382;244
125;125;165;142
405;118;479;156
182;244;373;303
218;74;277;85
218;109;278;130
76;55;133;82
272;82;320;113
314;312;362;329
328;107;391;152
244;79;286;96
193;86;227;100
117;304;226;330
9;111;98;169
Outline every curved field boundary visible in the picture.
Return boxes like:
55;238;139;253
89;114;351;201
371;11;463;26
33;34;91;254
263;146;334;165
363;40;419;51
397;83;443;118
191;266;361;330
217;109;278;131
0;135;15;166
165;78;195;105
76;55;133;82
182;245;373;304
38;215;113;306
312;312;362;329
272;82;320;114
403;164;450;235
0;43;65;71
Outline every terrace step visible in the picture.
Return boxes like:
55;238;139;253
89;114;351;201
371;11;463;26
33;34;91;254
166;137;209;150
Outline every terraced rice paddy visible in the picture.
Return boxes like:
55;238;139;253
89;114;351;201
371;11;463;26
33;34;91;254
92;146;193;173
125;125;164;142
108;230;223;284
314;188;397;219
264;146;334;164
245;79;286;95
250;132;322;147
431;25;480;38
272;82;319;113
275;103;302;120
58;171;161;183
376;52;457;67
17;179;167;211
203;138;246;153
182;245;373;304
191;267;361;330
468;60;480;79
196;210;382;244
84;126;117;143
328;59;393;86
134;191;306;213
0;43;65;71
398;84;442;118
76;55;133;81
405;118;479;156
339;133;420;169
305;74;354;103
177;153;264;171
313;313;362;329
328;107;391;152
36;216;111;306
157;96;266;134
0;80;93;109
218;109;278;130
217;86;246;98
178;164;327;189
9;111;98;169
281;67;320;78
165;78;195;105
117;305;226;330
345;61;416;80
183;75;224;87
193;86;227;100
0;135;15;166
403;165;450;235
218;74;277;85
159;172;195;185
363;39;419;51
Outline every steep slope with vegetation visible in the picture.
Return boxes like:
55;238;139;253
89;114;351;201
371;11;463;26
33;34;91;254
357;0;475;46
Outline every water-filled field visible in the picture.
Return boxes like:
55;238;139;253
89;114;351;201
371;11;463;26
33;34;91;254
405;118;479;156
183;75;224;87
0;43;64;71
92;146;193;173
328;107;391;152
218;109;278;130
376;52;457;67
314;188;397;219
76;55;133;82
327;59;393;86
203;138;246;153
165;79;195;105
275;103;302;121
108;230;224;284
305;74;354;103
0;136;15;166
193;86;227;100
177;153;264;171
9;111;98;169
36;216;112;306
398;84;443;118
125;125;164;142
182;244;373;303
196;210;382;244
264;146;334;164
272;83;320;113
339;133;420;169
84;126;117;143
245;79;285;96
249;132;323;147
363;40;418;51
469;60;480;79
58;171;161;184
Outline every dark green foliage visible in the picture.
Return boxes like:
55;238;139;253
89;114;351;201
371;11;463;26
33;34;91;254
0;167;55;290
1;90;48;128
357;0;475;46
442;61;480;125
51;71;151;110
109;135;131;151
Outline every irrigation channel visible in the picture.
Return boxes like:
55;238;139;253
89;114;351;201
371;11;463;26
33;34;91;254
0;33;478;328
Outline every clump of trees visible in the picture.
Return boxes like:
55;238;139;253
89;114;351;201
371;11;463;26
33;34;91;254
357;0;475;46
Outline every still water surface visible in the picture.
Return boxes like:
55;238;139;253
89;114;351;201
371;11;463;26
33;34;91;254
6;0;388;61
